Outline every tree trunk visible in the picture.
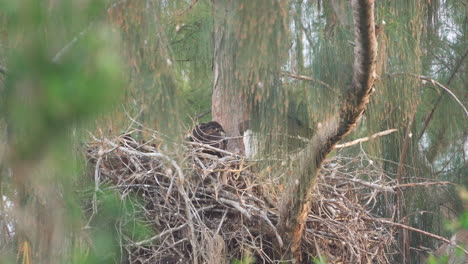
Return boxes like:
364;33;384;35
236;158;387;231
211;0;248;154
278;0;377;262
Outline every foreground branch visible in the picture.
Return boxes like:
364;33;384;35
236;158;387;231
278;0;378;262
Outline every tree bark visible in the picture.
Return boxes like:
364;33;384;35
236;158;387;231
278;0;377;262
211;0;248;154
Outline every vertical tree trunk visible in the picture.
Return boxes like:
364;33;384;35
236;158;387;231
212;0;248;154
278;0;377;262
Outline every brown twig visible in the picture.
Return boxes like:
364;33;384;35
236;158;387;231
281;71;336;91
396;181;454;189
372;218;468;256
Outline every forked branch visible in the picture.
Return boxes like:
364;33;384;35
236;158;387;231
278;0;378;262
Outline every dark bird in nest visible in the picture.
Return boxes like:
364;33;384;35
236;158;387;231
190;121;227;157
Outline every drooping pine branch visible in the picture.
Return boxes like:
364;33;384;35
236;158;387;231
277;0;377;262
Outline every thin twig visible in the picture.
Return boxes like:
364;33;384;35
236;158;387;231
52;23;93;63
372;218;468;256
187;141;243;158
93;153;102;215
52;0;129;63
218;198;251;219
396;181;453;189
134;223;188;246
215;210;228;235
387;73;468;117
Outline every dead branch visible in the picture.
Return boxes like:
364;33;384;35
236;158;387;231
387;72;468;117
372;218;468;256
396;181;454;189
281;71;335;91
52;0;130;63
335;128;397;148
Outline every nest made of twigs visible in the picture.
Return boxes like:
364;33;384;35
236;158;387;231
85;129;396;264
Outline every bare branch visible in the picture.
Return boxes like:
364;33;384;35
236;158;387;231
387;73;468;117
53;0;129;63
335;128;397;148
373;218;468;256
52;24;93;63
396;181;454;189
416;48;468;140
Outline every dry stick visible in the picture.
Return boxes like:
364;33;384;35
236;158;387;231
396;181;453;189
417;48;468;140
52;0;129;63
93;154;103;215
1;2;130;73
215;210;228;235
372;218;468;256
415;75;468;117
101;139;183;184
187;141;243;158
335;128;398;149
52;23;93;63
329;175;395;193
218;198;251;219
134;223;188;246
281;71;335;91
259;210;284;248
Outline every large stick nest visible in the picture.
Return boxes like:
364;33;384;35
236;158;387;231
86;129;396;263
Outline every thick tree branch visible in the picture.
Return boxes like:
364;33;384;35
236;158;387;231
278;0;377;262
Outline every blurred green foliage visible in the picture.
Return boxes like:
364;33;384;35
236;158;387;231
0;0;126;263
231;254;255;264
